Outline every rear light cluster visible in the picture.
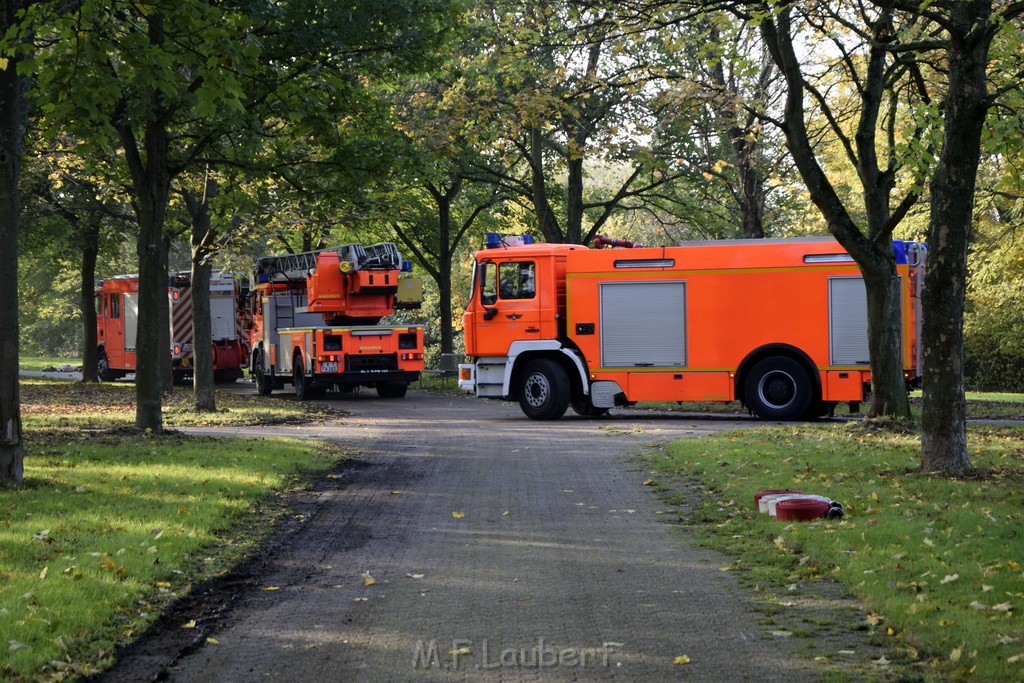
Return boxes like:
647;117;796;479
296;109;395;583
401;352;424;361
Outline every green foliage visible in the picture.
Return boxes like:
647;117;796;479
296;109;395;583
652;424;1024;680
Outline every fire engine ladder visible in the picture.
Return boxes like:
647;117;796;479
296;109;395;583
254;243;402;281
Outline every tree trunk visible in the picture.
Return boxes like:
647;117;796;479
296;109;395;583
529;126;561;242
733;135;765;239
118;12;171;432
863;263;910;417
436;191;454;355
921;3;992;475
566;155;584;245
159;235;173;392
186;180;216;412
135;204;167;432
0;0;28;485
80;219;100;383
760;9;911;419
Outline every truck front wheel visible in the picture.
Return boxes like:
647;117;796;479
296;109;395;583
743;357;813;420
97;350;116;382
518;359;569;421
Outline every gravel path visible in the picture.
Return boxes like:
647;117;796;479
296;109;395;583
97;389;883;681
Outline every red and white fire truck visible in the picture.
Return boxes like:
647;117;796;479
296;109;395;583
245;242;425;399
458;234;925;420
95;271;246;383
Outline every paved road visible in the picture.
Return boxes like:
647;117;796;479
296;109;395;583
103;388;879;681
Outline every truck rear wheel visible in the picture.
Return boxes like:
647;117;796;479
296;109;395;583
743;357;813;420
293;357;321;400
253;353;273;396
518;359;569;421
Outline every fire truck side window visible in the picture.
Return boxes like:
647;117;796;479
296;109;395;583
498;262;535;300
110;294;120;319
480;263;497;305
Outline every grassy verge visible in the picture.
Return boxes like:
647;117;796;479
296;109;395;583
632;391;1024;421
647;423;1024;681
20;378;340;429
2;382;345;680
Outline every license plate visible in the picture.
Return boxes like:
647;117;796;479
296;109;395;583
320;362;338;373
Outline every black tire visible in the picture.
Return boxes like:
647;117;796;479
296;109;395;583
518;359;569;420
97;350;117;382
293;356;319;400
570;397;609;418
743;356;814;420
376;382;408;399
253;352;273;396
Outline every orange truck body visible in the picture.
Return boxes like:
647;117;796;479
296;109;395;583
246;242;424;399
459;236;925;420
95;272;246;382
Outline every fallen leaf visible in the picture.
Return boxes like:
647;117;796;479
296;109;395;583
390;490;402;495
673;655;691;665
772;631;793;637
39;566;48;581
992;602;1015;612
155;581;171;589
182;620;197;629
874;656;890;666
866;613;884;626
354;597;368;602
950;646;963;662
998;635;1020;645
263;586;280;591
451;511;465;519
503;511;511;516
450;646;471;656
406;573;425;579
32;529;50;541
1008;654;1024;664
970;601;989;610
643;478;655;486
362;572;377;587
206;637;219;645
940;574;959;584
923;538;935;547
9;640;29;652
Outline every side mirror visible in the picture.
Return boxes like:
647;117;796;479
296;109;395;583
483;307;498;321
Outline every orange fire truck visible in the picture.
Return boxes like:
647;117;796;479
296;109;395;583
246;242;424;399
458;234;925;420
95;272;246;383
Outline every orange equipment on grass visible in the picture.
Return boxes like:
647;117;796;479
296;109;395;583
458;234;925;421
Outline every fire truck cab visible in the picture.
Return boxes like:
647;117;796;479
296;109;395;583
459;235;925;421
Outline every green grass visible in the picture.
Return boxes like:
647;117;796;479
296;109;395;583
1;380;347;680
648;423;1024;681
633;390;1024;421
19;378;339;429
